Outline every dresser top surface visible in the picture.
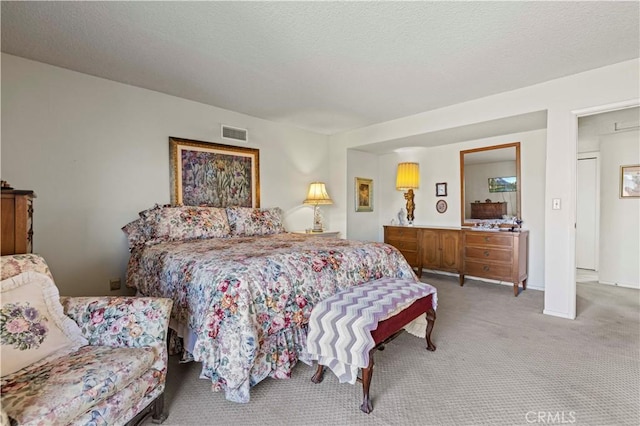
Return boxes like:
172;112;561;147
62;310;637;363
1;189;36;197
384;225;462;231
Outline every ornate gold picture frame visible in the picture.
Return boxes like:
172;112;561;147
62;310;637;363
169;137;260;207
355;177;373;212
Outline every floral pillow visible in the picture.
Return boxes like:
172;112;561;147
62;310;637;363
153;206;231;241
0;272;87;376
226;207;286;236
122;204;179;249
121;217;146;251
137;203;166;240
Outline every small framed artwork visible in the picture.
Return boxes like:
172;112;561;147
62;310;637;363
169;137;260;207
355;177;373;212
436;199;448;213
620;165;640;198
436;182;447;197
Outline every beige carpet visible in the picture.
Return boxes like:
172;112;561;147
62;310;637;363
144;274;639;426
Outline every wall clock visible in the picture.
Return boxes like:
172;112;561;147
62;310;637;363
436;199;448;213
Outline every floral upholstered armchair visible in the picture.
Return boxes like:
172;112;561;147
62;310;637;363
1;254;172;425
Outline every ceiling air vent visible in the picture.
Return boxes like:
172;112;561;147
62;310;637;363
221;125;248;143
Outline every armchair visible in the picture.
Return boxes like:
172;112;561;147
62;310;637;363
1;254;172;425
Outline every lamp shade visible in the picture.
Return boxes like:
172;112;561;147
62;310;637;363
396;162;420;190
303;182;333;205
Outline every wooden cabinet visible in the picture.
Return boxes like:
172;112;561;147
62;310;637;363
422;229;461;274
383;226;421;274
461;229;528;296
384;225;529;296
470;202;507;219
1;190;35;255
383;226;461;278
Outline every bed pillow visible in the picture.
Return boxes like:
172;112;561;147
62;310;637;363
226;207;286;236
121;217;147;250
122;204;175;249
153;206;231;241
137;204;166;241
0;272;88;376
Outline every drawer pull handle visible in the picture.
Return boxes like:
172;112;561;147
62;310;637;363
482;265;490;272
484;236;490;242
483;251;490;257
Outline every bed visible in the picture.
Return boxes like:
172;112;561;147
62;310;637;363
123;205;417;403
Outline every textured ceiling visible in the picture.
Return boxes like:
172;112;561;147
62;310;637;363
2;1;639;135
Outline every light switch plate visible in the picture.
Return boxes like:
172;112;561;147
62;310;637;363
552;198;561;210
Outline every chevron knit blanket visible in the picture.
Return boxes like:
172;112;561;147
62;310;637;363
306;277;437;384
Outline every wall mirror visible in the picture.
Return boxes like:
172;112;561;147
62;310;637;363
460;142;521;227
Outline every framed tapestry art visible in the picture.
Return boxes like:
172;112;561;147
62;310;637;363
169;137;260;207
355;177;373;212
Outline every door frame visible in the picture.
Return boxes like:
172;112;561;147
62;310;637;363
571;99;639;317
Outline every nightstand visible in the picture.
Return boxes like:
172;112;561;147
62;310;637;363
292;231;340;238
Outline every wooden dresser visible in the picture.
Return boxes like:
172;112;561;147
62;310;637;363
384;225;529;296
383;226;462;279
470;202;507;219
1;190;35;255
461;229;528;296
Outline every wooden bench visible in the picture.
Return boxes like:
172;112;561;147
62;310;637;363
307;278;437;413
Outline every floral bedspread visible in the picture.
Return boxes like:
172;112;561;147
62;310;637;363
126;233;416;403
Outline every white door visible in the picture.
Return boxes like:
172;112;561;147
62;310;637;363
576;156;598;270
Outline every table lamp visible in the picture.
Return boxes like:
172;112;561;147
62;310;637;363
396;162;420;225
303;182;333;232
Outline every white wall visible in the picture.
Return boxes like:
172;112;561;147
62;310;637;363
1;54;328;296
346;150;379;241
373;130;546;289
599;130;640;288
329;59;639;319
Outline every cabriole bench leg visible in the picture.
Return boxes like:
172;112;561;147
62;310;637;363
425;308;437;352
360;352;375;414
311;364;325;384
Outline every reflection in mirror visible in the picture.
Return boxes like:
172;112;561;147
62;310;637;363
460;142;521;227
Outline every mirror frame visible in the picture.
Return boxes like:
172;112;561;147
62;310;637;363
459;142;521;227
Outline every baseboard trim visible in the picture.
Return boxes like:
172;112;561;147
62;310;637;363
543;309;575;320
420;269;544;291
593;280;639;290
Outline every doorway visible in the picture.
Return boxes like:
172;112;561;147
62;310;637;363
575;102;640;302
573;100;640;317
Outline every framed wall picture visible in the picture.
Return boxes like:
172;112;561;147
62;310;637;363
620;164;640;198
355;177;373;212
169;137;260;207
436;182;447;197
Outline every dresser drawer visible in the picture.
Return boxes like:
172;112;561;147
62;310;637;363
387;239;417;252
464;247;512;263
386;241;418;266
385;227;418;241
464;260;512;281
399;251;418;266
465;232;513;248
